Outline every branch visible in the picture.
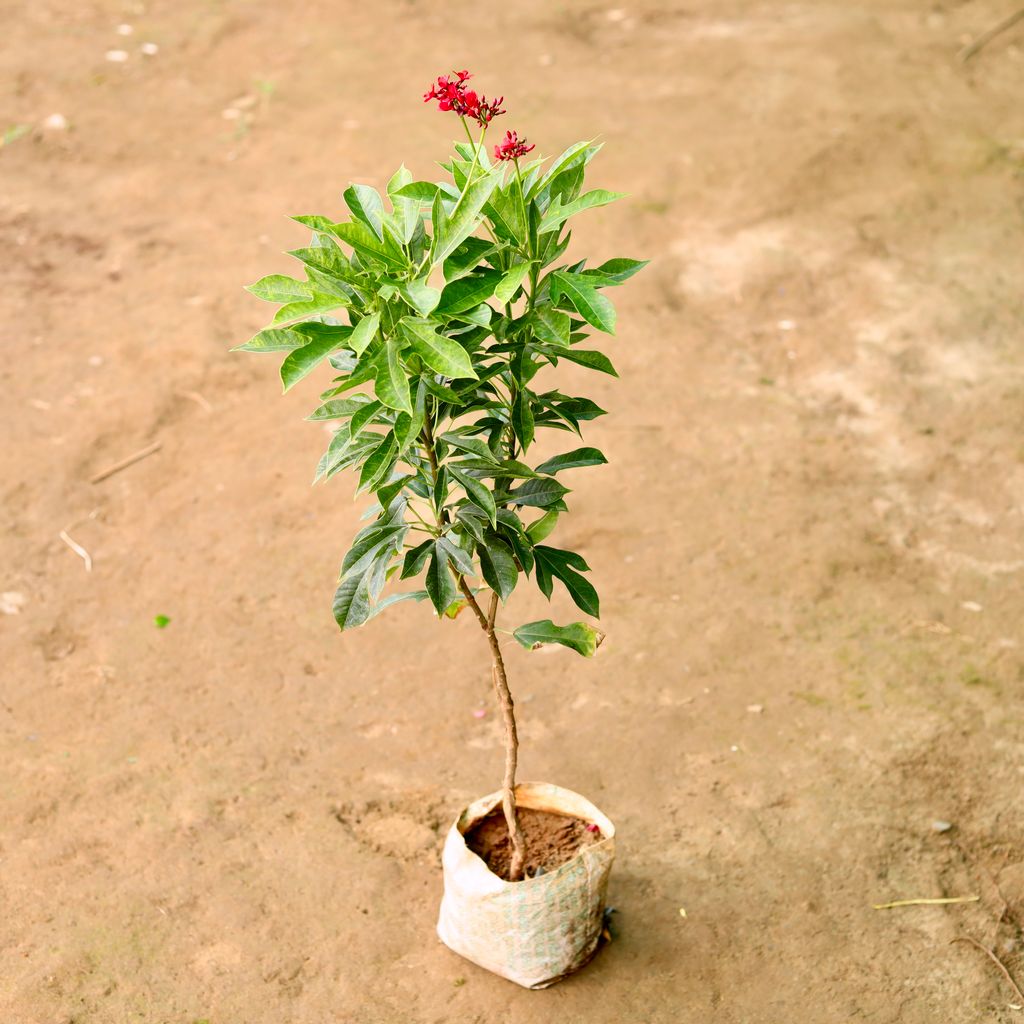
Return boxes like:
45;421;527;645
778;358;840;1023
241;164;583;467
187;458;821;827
457;575;490;631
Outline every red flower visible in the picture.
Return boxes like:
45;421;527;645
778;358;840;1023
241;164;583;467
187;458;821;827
493;129;535;162
424;72;506;127
424;71;480;118
474;94;505;127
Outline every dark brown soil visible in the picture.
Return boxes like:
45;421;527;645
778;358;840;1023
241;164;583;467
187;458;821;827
464;806;601;881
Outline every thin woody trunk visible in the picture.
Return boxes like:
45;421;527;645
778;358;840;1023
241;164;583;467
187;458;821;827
458;579;528;881
428;402;527;881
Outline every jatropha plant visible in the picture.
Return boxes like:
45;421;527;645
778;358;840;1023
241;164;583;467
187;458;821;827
239;71;645;882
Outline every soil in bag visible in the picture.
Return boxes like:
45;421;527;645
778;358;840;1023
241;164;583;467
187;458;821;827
464;806;602;881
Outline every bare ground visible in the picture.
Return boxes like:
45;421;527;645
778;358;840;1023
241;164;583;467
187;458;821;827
2;1;1024;1021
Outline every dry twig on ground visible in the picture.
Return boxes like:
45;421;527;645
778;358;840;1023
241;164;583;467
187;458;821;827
90;441;162;484
958;8;1024;62
951;936;1024;1004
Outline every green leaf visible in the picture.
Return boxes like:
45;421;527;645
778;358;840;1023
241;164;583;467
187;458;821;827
535;545;599;617
246;274;312;303
456;458;540;479
343;312;377;355
431;166;503;266
372;337;413;414
394;379;426;455
527;307;571;347
545;347;618;376
393;181;441;202
443;237;495;282
534;447;608;475
455;506;486;543
436;270;501;316
341;521;406;577
288;240;361;285
387;165;420;244
450;302;492;328
513;619;602;656
485;183;528;245
551;272;616;334
344;184;385;239
349;399;384;436
333;570;372;630
422;376;465;405
272;293;350;324
292;214;335;232
327;348;379;394
509;477;570;508
358;434;397;492
399;319;477;380
375;473;412;509
399;279;442;317
402;539;434;579
495;263;531;305
437;535;476;577
512;389;535;451
478;535;518;601
582;257;649;286
540;189;624;233
425;549;459;615
233;328;306;353
330;220;408;271
450;467;497;528
366;589;429;619
280;328;353;391
532;140;602;198
441;433;500;464
307;395;374;420
526;510;559;543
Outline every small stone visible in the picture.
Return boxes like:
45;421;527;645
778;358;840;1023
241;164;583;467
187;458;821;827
931;820;953;833
88;355;103;367
730;744;739;753
105;49;129;62
42;113;68;131
471;708;486;719
746;703;764;714
961;601;983;613
221;108;242;120
1;591;26;615
606;8;627;21
140;42;159;56
116;23;134;35
777;319;796;330
678;907;687;918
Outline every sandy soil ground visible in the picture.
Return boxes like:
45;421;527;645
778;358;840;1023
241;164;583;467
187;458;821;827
3;1;1024;1021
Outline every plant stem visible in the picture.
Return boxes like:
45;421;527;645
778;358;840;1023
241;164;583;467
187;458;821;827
420;394;528;881
457;579;527;881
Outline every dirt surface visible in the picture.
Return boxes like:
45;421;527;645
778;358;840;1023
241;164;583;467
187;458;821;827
465;807;599;881
2;1;1024;1021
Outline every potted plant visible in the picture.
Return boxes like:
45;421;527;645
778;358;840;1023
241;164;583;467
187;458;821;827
237;71;645;989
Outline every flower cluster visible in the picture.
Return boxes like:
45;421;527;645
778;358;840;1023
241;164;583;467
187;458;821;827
493;129;535;162
423;70;505;128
